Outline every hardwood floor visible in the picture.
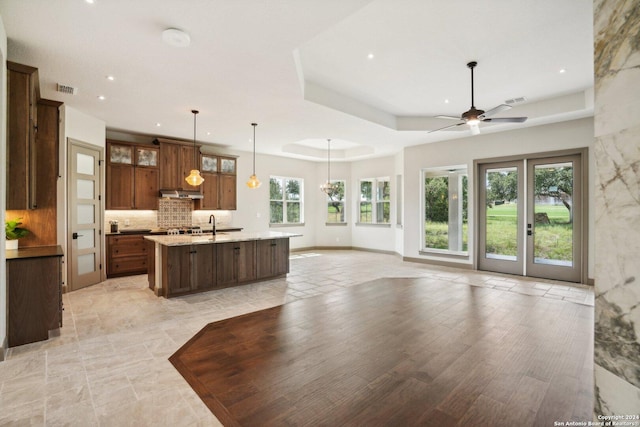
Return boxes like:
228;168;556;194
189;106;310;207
170;277;593;426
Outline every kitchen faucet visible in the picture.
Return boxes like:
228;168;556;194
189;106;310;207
209;215;216;235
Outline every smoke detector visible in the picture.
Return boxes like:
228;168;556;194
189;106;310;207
162;28;191;47
57;83;78;95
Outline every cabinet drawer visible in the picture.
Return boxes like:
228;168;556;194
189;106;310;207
108;235;147;257
109;256;148;275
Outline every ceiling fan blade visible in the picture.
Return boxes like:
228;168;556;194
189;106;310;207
434;115;461;120
482;117;528;123
480;104;511;118
428;122;465;133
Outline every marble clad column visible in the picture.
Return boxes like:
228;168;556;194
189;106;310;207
593;0;640;415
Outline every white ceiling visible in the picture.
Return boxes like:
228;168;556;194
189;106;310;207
0;0;594;161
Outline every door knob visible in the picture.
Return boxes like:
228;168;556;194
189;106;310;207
72;232;84;239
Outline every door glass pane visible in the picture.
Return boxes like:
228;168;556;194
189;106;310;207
77;229;94;250
77;253;96;275
77;204;95;225
77;179;95;200
77;153;95;175
485;167;518;261
533;162;574;267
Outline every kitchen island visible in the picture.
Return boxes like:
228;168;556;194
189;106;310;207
144;231;300;297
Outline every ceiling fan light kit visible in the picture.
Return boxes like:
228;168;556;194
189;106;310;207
429;61;528;135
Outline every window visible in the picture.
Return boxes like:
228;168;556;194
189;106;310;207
270;176;303;224
326;180;346;223
422;167;468;254
359;178;390;224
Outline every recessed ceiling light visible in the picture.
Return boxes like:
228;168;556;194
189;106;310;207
106;75;115;81
162;28;191;48
97;95;105;100
206;132;211;135
367;53;374;59
444;99;449;104
559;68;566;74
156;123;161;127
85;0;95;4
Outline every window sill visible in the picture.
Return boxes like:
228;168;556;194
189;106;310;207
419;249;469;259
355;222;391;228
269;223;305;228
325;222;348;226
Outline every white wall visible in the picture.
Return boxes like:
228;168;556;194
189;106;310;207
0;14;8;357
58;106;106;286
313;161;353;248
232;150;319;250
403;117;595;278
350;155;399;252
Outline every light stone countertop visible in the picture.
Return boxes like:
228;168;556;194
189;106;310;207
144;230;301;247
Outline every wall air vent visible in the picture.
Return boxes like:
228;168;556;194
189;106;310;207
57;83;78;95
505;96;526;105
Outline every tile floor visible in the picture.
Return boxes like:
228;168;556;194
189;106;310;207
0;250;594;426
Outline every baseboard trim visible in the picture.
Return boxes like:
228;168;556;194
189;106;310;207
291;246;400;257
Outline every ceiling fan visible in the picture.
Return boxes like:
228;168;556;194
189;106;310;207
430;61;527;135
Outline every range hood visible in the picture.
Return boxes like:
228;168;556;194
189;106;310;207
159;189;204;199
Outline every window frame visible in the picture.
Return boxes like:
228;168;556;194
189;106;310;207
420;166;469;257
357;177;390;225
325;179;347;225
269;176;304;226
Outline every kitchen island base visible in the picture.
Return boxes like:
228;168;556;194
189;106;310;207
145;232;298;298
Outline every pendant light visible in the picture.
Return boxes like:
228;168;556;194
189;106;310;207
320;139;336;194
185;109;204;186
246;123;261;189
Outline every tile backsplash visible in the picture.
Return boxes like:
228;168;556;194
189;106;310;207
158;199;193;228
105;199;234;231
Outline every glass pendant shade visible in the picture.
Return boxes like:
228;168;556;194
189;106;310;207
247;123;261;189
185;169;205;186
185;109;204;186
246;173;261;189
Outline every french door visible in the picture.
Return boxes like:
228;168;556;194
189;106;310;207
478;153;584;282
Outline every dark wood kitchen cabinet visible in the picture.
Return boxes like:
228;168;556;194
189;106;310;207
216;241;256;287
163;244;216;297
196;154;237;210
6;62;38;210
157;139;199;191
106;234;149;277
256;238;290;279
7;246;64;348
106;141;159;209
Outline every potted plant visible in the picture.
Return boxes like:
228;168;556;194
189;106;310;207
6;217;29;250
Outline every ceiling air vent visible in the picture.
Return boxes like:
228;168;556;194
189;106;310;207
505;96;526;105
57;83;78;95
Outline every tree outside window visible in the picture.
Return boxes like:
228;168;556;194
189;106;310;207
270;176;303;224
326;180;346;223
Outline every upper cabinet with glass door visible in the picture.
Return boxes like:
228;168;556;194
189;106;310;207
135;147;158;167
219;156;236;174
